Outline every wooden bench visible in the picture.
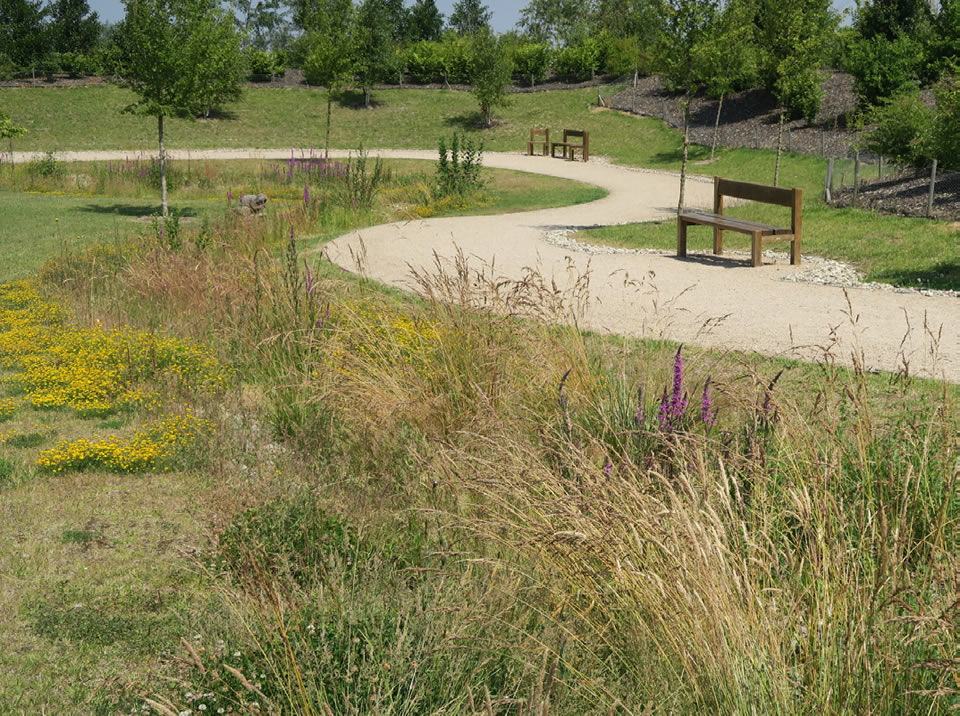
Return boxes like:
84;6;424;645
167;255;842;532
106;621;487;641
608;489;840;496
551;129;590;162
527;128;550;156
677;177;802;267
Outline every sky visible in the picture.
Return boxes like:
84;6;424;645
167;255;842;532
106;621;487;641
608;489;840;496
88;0;859;32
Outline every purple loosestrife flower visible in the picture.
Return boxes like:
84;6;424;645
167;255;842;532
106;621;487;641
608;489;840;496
304;262;314;295
603;458;612;476
304;184;310;205
658;346;688;432
227;190;232;204
701;376;717;427
634;387;646;426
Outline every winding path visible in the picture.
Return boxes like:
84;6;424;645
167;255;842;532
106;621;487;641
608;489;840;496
13;148;959;382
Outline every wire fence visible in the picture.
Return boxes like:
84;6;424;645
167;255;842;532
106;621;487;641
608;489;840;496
603;77;960;220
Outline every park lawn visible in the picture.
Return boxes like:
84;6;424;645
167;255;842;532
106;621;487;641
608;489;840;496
0;160;605;281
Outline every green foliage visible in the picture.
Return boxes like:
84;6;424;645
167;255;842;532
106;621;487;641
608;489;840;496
152;208;183;250
856;0;934;41
303;27;354;88
0;110;26;140
341;146;387;209
218;492;358;586
518;0;594;45
691;0;758;97
122;0;245;120
449;0;491;36
552;34;607;81
604;34;654;76
846;32;924;106
401;39;444;82
0;455;14;484
755;0;838;119
0;0;47;67
434;132;484;198
655;0;719;93
932;71;960;164
26;151;63;178
46;0;101;55
511;41;552;85
408;0;444;42
246;48;284;79
354;0;396;104
469;29;513;126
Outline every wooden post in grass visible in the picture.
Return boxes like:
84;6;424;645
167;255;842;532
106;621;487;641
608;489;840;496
632;68;638;114
824;158;833;202
774;112;784;186
853;150;860;207
878;155;883;179
927;159;938;218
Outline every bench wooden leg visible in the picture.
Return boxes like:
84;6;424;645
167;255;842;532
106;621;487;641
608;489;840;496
713;227;723;256
791;236;801;265
751;231;762;267
677;219;688;258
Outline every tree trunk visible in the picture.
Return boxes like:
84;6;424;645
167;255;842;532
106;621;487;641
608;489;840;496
325;94;332;160
678;99;689;215
710;93;724;161
774;111;784;187
364;86;371;108
158;113;167;217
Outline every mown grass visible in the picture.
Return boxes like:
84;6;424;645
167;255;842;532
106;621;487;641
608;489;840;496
0;158;604;281
6;85;959;288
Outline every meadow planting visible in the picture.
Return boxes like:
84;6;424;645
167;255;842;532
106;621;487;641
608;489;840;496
0;107;956;713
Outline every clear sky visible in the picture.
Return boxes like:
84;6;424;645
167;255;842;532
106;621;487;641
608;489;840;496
89;0;858;31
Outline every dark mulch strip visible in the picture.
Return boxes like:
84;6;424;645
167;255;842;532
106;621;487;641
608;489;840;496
607;72;863;159
833;170;960;220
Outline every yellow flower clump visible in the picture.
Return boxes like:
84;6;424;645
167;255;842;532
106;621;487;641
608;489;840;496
36;412;213;474
0;281;230;417
0;397;18;422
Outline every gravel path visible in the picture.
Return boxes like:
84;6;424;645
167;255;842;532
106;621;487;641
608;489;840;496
11;147;958;382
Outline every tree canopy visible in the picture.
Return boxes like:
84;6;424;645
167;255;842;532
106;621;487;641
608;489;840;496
449;0;490;36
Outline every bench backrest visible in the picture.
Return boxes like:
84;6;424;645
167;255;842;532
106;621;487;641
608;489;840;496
563;129;587;143
530;128;549;140
714;176;802;235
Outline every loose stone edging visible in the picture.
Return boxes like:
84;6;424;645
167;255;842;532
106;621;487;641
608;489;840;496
541;227;959;298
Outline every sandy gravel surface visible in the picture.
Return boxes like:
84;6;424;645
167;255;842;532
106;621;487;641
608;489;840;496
11;148;957;382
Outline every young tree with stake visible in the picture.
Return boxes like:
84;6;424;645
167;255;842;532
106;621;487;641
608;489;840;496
121;0;244;216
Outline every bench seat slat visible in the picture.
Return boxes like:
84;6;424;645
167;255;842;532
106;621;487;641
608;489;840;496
678;211;780;234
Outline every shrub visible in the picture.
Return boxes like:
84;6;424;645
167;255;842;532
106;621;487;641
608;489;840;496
864;91;936;167
552;36;606;82
402;40;444;83
511;42;552;85
434;132;484;199
246;48;283;79
774;61;824;121
846;33;924;107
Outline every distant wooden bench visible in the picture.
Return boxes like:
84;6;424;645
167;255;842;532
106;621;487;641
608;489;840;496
551;129;589;162
677;177;803;267
527;128;550;156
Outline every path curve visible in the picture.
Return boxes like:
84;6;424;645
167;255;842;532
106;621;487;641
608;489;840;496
12;148;958;382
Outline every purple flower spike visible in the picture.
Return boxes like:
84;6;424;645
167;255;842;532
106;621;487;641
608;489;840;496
305;262;314;295
304;184;310;205
227;189;232;204
701;376;717;427
603;458;612;476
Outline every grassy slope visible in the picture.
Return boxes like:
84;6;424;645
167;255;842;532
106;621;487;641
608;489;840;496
4;85;958;289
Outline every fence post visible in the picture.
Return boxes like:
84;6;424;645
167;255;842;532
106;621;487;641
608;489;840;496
755;126;760;150
853;151;860;207
632;68;638;114
824;158;834;202
878;155;883;179
927;159;938;218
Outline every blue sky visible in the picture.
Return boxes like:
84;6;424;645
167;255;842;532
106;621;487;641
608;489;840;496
89;0;859;31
